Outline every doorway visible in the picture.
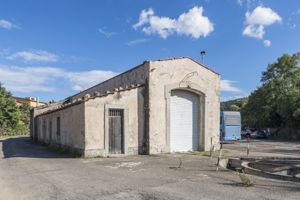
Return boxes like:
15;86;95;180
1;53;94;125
109;109;124;154
170;90;199;152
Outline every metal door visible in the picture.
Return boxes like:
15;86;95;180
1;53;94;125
109;109;124;154
170;90;199;152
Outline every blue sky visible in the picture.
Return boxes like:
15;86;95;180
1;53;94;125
0;0;299;102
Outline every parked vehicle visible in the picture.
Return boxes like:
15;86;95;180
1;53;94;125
220;111;241;141
241;128;258;139
256;129;268;139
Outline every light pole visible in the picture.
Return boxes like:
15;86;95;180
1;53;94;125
200;51;206;64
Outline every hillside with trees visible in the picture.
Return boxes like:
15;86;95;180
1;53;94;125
221;97;248;112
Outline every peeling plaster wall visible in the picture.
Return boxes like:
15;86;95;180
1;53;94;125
84;87;145;157
148;58;220;153
35;103;85;153
70;63;149;101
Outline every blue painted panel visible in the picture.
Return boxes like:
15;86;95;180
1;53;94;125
223;125;241;140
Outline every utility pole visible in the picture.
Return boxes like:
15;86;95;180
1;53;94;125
200;51;206;64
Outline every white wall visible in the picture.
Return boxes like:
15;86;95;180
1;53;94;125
36;103;85;152
84;87;145;157
148;58;220;153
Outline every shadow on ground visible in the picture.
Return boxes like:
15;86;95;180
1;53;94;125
1;136;73;159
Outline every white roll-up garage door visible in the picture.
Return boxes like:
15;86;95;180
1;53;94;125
170;90;199;152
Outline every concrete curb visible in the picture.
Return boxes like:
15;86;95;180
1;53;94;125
227;157;300;183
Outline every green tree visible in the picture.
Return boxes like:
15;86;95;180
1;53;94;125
19;103;31;126
17;102;31;134
0;84;21;135
242;53;300;135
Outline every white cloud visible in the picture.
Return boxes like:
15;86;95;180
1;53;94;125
221;95;246;102
7;50;59;63
237;1;265;10
263;39;271;47
0;48;11;57
72;85;83;91
66;70;117;91
245;6;282;25
0;65;118;93
133;8;155;29
243;24;265;39
98;28;116;38
237;0;243;6
243;6;281;39
221;80;241;93
0;65;63;93
133;6;214;39
126;38;150;46
0;19;18;30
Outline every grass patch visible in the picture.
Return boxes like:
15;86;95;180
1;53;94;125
238;170;254;187
0;135;10;139
0;134;28;139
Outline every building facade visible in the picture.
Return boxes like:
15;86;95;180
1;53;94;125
31;57;220;157
14;97;46;107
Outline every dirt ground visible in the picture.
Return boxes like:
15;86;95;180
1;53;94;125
0;136;299;200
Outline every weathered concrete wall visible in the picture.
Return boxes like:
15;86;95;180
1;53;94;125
30;102;66;140
148;58;220;153
70;62;149;101
30;57;220;157
35;103;85;153
84;87;145;157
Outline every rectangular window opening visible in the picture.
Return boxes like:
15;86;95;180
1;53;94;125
56;117;60;136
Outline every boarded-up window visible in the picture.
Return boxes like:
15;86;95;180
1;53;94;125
56;117;60;136
42;119;46;138
49;120;52;141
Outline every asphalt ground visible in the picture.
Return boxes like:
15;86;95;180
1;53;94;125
0;136;299;200
221;139;300;158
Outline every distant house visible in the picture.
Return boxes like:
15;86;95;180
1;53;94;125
31;57;221;157
14;97;47;107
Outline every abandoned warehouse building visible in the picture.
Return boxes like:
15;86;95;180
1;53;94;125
30;57;221;157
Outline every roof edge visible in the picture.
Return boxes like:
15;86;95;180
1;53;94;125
148;57;220;75
63;56;219;102
35;84;144;117
66;61;149;100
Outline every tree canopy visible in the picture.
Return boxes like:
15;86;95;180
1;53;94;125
222;53;300;139
243;53;300;129
0;84;31;135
